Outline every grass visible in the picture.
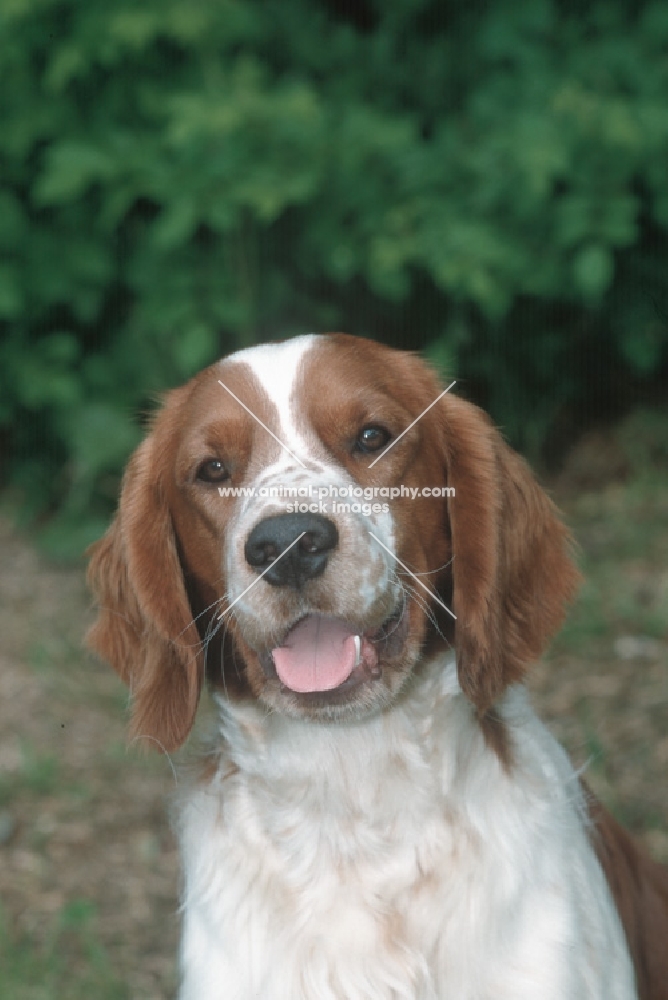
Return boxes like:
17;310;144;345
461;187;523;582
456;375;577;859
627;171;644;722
0;903;128;1000
534;437;668;857
0;743;60;808
553;471;668;654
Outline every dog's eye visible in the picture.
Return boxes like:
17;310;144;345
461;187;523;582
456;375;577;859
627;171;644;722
196;459;229;484
355;425;391;454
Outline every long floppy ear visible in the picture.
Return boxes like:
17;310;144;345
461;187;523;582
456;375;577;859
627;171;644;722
86;434;203;752
442;394;580;712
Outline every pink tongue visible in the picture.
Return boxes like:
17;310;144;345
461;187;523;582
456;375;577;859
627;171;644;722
271;616;359;693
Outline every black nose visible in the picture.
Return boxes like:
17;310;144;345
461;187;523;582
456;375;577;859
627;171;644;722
244;513;339;589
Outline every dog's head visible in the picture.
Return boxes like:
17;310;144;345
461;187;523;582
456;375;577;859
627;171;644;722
87;334;579;750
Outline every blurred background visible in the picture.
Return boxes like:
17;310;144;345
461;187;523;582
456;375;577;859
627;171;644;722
0;0;667;996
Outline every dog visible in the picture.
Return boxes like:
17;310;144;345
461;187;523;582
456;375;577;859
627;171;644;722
88;333;668;999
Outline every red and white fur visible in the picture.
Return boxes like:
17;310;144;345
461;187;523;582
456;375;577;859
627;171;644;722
88;334;668;1000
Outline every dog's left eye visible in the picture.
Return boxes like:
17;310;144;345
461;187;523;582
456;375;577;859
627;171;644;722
196;459;229;484
355;425;391;454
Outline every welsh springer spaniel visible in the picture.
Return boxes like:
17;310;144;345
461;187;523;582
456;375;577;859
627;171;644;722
88;334;668;1000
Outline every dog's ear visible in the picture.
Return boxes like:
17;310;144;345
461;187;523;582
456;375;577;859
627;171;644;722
441;395;580;712
87;431;203;752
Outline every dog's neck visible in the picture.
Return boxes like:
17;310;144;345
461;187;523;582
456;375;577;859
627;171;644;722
208;655;576;854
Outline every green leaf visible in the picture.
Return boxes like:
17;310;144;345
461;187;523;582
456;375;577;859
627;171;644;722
0;190;26;247
66;402;141;477
171;324;219;377
35;142;118;204
618;325;666;374
0;264;22;318
573;244;614;299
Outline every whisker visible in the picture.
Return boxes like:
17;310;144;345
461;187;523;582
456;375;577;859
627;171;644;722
128;735;179;785
402;582;450;644
408;556;454;578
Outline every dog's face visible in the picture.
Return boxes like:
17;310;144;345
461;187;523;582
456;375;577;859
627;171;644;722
87;334;579;750
166;334;453;723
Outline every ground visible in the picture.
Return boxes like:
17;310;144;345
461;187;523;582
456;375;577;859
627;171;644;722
0;429;667;998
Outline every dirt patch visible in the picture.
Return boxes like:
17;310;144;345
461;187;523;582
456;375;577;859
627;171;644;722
0;515;180;998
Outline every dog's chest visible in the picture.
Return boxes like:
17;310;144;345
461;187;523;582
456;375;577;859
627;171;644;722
177;670;636;1000
181;717;479;999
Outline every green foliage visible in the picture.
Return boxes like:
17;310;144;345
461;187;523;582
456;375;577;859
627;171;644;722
1;0;668;553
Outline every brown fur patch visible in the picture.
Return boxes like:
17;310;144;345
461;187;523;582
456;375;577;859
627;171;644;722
586;785;668;1000
478;708;514;771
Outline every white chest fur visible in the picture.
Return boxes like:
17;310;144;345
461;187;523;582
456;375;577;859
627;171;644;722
176;657;636;1000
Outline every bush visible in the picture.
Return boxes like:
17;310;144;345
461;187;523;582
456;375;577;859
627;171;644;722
1;0;668;554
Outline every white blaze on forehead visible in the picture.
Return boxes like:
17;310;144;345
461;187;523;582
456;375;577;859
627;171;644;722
220;335;318;459
219;334;400;623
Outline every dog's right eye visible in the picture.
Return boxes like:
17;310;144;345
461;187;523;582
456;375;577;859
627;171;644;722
196;459;229;484
354;425;391;455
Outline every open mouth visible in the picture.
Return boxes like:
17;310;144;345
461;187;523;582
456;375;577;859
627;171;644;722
261;607;406;696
